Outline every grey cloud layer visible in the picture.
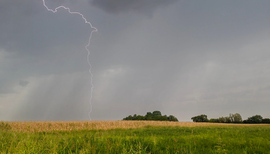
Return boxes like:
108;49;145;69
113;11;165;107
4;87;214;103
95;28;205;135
90;0;178;15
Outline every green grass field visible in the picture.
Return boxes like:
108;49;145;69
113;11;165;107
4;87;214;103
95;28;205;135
0;121;270;153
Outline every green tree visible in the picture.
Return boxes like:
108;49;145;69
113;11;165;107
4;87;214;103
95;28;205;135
123;111;178;121
218;116;231;123
145;112;153;120
136;115;145;120
191;114;209;122
152;111;162;116
262;118;270;124
218;117;226;123
146;112;152;116
209;118;219;123
133;114;137;120
152;115;167;121
229;113;242;123
123;115;133;120
243;115;263;123
224;117;232;123
168;115;178;121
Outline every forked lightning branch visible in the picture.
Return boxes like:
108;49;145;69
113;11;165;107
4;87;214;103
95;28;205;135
42;0;97;120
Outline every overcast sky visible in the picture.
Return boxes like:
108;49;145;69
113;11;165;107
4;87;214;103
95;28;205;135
1;0;270;121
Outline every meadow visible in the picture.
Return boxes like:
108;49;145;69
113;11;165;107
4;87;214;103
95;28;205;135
0;121;270;153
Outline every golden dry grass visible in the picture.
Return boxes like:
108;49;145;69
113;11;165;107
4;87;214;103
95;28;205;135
3;121;269;133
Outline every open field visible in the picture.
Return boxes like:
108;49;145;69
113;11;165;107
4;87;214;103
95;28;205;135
2;121;269;132
1;121;270;153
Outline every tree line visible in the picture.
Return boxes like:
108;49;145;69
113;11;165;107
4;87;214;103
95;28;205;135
191;113;270;124
123;111;178;122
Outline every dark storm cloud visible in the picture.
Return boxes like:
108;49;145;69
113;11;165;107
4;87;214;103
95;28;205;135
0;0;91;77
0;0;40;52
0;2;88;56
90;0;178;15
0;0;98;121
0;0;92;107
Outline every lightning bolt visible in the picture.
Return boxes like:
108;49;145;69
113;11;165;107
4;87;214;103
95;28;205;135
42;0;97;120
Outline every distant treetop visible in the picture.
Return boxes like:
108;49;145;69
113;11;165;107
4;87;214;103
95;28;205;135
192;113;270;124
123;111;178;122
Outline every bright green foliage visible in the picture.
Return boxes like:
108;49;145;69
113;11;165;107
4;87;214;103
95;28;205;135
1;125;270;153
123;111;178;121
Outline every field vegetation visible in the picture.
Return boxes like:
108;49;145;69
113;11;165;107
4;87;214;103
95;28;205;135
1;121;270;153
